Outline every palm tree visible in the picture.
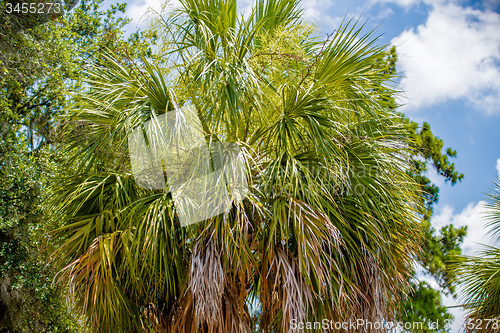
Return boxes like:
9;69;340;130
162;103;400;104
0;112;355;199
49;0;424;331
454;181;500;332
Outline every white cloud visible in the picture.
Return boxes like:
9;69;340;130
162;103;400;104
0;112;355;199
376;7;395;19
496;158;500;177
373;0;446;8
392;3;500;113
125;0;181;31
299;0;344;30
375;0;500;12
468;134;474;145
431;200;500;332
238;0;255;18
432;201;497;255
426;166;445;187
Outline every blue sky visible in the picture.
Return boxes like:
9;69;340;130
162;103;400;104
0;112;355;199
121;0;500;329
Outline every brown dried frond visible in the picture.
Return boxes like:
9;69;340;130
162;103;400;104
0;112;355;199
189;239;225;331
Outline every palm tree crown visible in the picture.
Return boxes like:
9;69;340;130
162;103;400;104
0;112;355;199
50;0;424;331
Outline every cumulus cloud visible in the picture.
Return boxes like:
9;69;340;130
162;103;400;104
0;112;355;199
426;166;445;187
419;201;493;332
496;158;500;177
432;201;497;255
431;199;500;332
373;0;446;8
375;0;500;12
125;0;180;31
392;3;500;113
299;0;344;29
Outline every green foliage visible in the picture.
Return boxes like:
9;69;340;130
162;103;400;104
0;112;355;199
399;221;467;333
0;0;151;331
402;108;466;333
0;144;81;332
416;122;464;185
420;222;467;296
0;0;148;151
401;281;453;333
409;121;464;221
374;46;466;331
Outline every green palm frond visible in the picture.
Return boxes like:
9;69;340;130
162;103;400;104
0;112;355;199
486;179;500;239
457;247;500;323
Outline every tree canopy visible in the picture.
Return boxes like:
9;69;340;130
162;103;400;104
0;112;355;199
0;0;148;330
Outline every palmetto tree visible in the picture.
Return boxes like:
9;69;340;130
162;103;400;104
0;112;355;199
49;0;424;331
454;181;500;332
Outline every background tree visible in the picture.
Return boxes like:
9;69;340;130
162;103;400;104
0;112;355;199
400;120;467;332
0;0;151;330
376;46;466;332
